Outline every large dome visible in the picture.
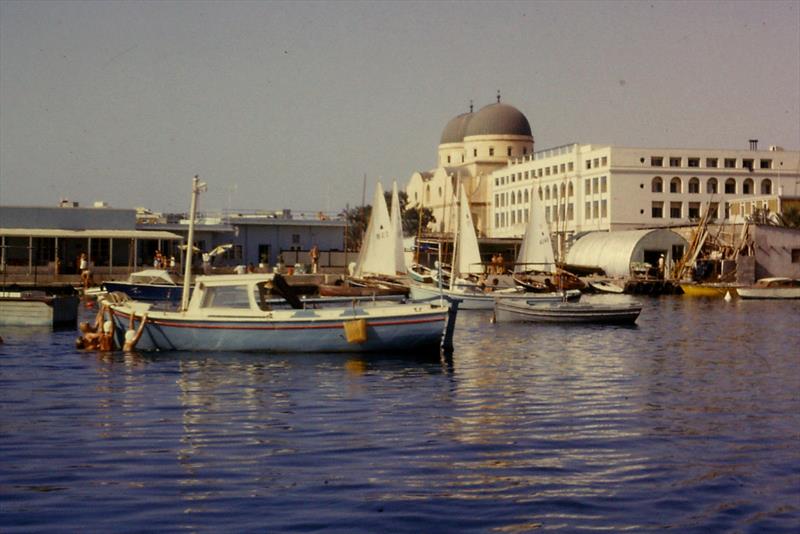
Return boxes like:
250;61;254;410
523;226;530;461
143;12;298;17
439;112;474;144
464;103;531;137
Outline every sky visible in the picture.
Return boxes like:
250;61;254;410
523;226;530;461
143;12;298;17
1;0;798;214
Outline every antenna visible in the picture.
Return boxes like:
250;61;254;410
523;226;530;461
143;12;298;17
469;99;473;113
496;90;501;103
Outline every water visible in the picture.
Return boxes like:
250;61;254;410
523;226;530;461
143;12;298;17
1;297;798;532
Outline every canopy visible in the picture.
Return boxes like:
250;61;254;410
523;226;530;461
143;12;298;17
566;229;687;277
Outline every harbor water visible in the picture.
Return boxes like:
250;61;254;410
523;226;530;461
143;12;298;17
1;296;798;532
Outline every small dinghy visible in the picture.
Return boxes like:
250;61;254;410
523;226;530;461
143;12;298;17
494;296;642;324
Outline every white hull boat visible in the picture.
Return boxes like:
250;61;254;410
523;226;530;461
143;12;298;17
494;296;642;324
108;274;457;352
737;277;800;299
588;280;626;294
410;282;578;310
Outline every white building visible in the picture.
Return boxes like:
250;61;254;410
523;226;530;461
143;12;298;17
491;143;800;244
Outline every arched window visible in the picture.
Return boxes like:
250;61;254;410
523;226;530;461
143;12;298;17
560;183;566;198
743;178;754;195
761;179;772;195
670;177;682;193
568;181;574;196
438;186;443;198
425;185;431;204
652;177;663;193
545;186;551;200
707;178;718;194
517;191;522;204
538;187;543;200
725;178;736;194
524;189;529;203
511;193;515;206
688;177;700;194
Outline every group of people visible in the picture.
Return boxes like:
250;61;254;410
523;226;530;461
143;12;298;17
153;251;176;271
75;303;148;352
489;253;506;275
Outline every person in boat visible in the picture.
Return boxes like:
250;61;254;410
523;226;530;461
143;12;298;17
123;313;148;352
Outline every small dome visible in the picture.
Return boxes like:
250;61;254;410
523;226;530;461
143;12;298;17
464;103;531;138
439;112;473;144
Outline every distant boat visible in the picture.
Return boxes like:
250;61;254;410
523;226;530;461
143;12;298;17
494;296;642;324
108;273;456;353
737;277;800;299
588;280;625;294
679;282;739;298
318;276;409;297
101;269;184;302
0;290;79;326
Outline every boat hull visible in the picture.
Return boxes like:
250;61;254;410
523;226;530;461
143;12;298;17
110;304;450;353
0;294;79;326
494;299;642;324
737;287;800;299
679;283;738;298
409;283;578;310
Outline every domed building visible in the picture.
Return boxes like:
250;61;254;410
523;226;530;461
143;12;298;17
407;97;534;236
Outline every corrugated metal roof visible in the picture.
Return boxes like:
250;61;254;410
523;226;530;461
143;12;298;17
566;229;687;277
0;228;182;240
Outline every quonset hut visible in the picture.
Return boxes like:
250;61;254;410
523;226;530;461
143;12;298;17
565;229;688;278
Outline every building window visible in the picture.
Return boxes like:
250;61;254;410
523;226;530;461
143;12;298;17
507;146;512;157
524;171;529;179
560;163;566;173
652;176;663;193
524;189;529;203
724;158;736;168
670;202;682;218
585;202;591;219
688;177;700;193
743;178;754;195
593;158;599;168
586;160;592;170
708;202;719;219
568;203;574;220
725;178;736;194
792;249;800;263
652;201;664;218
489;147;495;156
706;158;718;168
600;176;607;193
601;199;607;218
743;159;754;171
651;156;663;167
473;148;477;157
670;177;682;193
669;157;681;167
552;165;558;175
568;182;574;196
593;200;599;218
523;147;527;155
688;202;700;219
688;158;700;167
461;155;464;163
760;159;772;169
447;155;451;163
439;186;443;197
761;179;772;195
568;162;574;172
585;179;591;195
545;186;551;200
545;206;551;223
592;177;599;194
707;178;718;194
601;156;607;166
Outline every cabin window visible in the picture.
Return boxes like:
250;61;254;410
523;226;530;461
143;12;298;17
201;285;252;309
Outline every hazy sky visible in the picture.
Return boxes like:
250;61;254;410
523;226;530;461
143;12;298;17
1;0;798;214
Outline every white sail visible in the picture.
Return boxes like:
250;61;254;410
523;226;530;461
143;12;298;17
354;182;397;277
515;189;556;273
390;181;406;274
451;183;484;288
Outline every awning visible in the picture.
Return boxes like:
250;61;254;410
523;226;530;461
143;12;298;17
0;228;183;240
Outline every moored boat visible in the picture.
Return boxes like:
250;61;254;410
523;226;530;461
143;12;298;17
679;282;739;298
0;290;79;326
737;277;800;299
588;280;625;294
494;296;642;324
101;269;185;302
108;273;456;352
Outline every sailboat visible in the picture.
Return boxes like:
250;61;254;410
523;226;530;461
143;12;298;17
409;183;524;309
512;188;584;293
318;182;409;297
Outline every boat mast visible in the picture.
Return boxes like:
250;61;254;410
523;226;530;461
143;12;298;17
181;175;207;312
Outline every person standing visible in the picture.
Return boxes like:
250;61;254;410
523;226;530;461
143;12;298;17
310;244;320;274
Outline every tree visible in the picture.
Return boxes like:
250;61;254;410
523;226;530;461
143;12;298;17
340;205;371;252
778;206;800;228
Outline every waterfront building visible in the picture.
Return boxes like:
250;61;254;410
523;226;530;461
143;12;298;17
0;203;181;282
406;96;534;237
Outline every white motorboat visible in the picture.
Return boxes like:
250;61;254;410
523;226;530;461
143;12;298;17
737;277;800;299
494;296;642;324
588;280;626;294
108;273;457;353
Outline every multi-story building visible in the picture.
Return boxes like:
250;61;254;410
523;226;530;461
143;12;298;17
491;143;800;244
